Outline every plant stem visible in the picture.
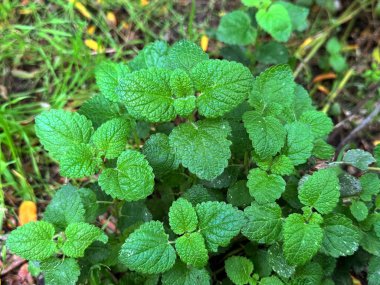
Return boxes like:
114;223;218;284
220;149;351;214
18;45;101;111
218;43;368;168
188;0;196;41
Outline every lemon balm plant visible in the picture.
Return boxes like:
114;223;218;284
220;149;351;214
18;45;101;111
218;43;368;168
6;40;380;285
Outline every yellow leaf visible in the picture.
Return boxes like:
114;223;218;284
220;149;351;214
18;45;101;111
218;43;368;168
84;39;105;53
141;0;149;6
106;11;117;26
87;25;96;35
19;201;37;226
351;275;362;285
200;35;209;52
121;21;129;30
19;8;33;15
373;140;380;146
69;0;92;19
373;47;380;64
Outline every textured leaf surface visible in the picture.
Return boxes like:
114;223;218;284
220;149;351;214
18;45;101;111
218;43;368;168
343;149;376;170
92;117;132;159
320;214;360;257
298;168;340;214
40;258;80;285
182;185;224;206
227;180;254;208
350;200;369;222
285;122;314;165
59;143;100;178
98;150;154;201
169;198;198;235
225;256;254;285
283;213;323;265
256;3;292;42
360;173;380;201
118;201;152;230
122;68;175;122
271;155;294;176
191;60;253;118
44;185;85;231
169;120;232;180
162;261;210;285
6;221;56;261
268;244;295;278
247;168;286;204
368;256;380;285
35;110;93;159
130;41;169;70
217;11;257;45
175;232;208;268
169;69;194;98
196;201;244;252
142;133;179;176
260;276;284;285
300;110;333;138
62;222;104;258
95;61;130;102
119;221;176;274
242;202;282;244
243;112;286;159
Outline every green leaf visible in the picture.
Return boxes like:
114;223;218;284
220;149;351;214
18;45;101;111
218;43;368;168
40;258;80;285
343;149;376;170
329;53;347;73
361;230;380;256
360;173;380;201
320;214;360;258
175;232;208;268
225;256;254;285
339;173;362;197
165;40;209;73
44;185;85;231
98;150;154;201
129;41;169;70
92;117;132;159
142;133;179;177
95;61;130;102
170;69;194;98
227;180;254;208
182;184;224;205
118;201;152;231
312;139;335;159
268;244;295;278
59;143;101;178
35;109;93;160
161;261;211;285
299;110;333;138
191;60;253;118
6;221;57;261
169;120;232;180
350;200;369;222
78;188;99;223
285;122;314;165
298;168;340;214
283;213;323;265
277;1;309;32
247;168;286;204
368;256;380;285
173;97;196;117
260;276;284;285
61;222;105;258
119;221;176;274
122;68;176;122
169;198;198;235
271;155;295;176
242;0;271;9
293;84;315;118
196;201;244;252
78;94;122;129
326;37;342;54
243;112;286;159
293;262;323;285
256;41;289;65
217;11;257;45
256;3;292;42
242;202;282;244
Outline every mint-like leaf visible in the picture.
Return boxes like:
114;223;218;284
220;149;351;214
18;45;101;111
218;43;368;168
225;256;254;285
300;110;333;138
350;200;369;222
360;173;380;201
169;198;198;235
175;232;208;268
162;261;211;285
285;122;314;165
40;258;80;285
343;149;376;170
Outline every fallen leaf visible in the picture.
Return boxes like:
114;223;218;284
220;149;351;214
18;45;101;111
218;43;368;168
141;0;149;6
200;35;209;52
106;11;117;26
317;84;330;95
121;21;129;30
19;201;37;225
313;72;337;83
69;0;92;19
84;39;105;53
373;47;380;64
87;25;96;35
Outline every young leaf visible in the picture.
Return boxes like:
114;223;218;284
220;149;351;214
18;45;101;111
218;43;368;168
300;110;333;138
191;60;253;118
242;202;282;244
175;232;208;268
256;3;292;42
298;168;340;214
170;69;194;98
6;221;57;261
283;213;323;266
40;258;80;285
44;185;85;231
247;168;286;204
173;96;196;117
343;149;376;170
196;201;244;252
59;143;101;178
216;11;257;45
92;117;133;159
243;112;286;159
320;214;360;258
169;198;198;235
225;256;254;285
285;122;314;165
350;200;369;222
142;133;179;177
95;61;130;102
35;110;93;160
98;150;154;201
169;120;232;180
61;222;105;258
161;261;211;285
360;173;380;201
119;221;176;274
